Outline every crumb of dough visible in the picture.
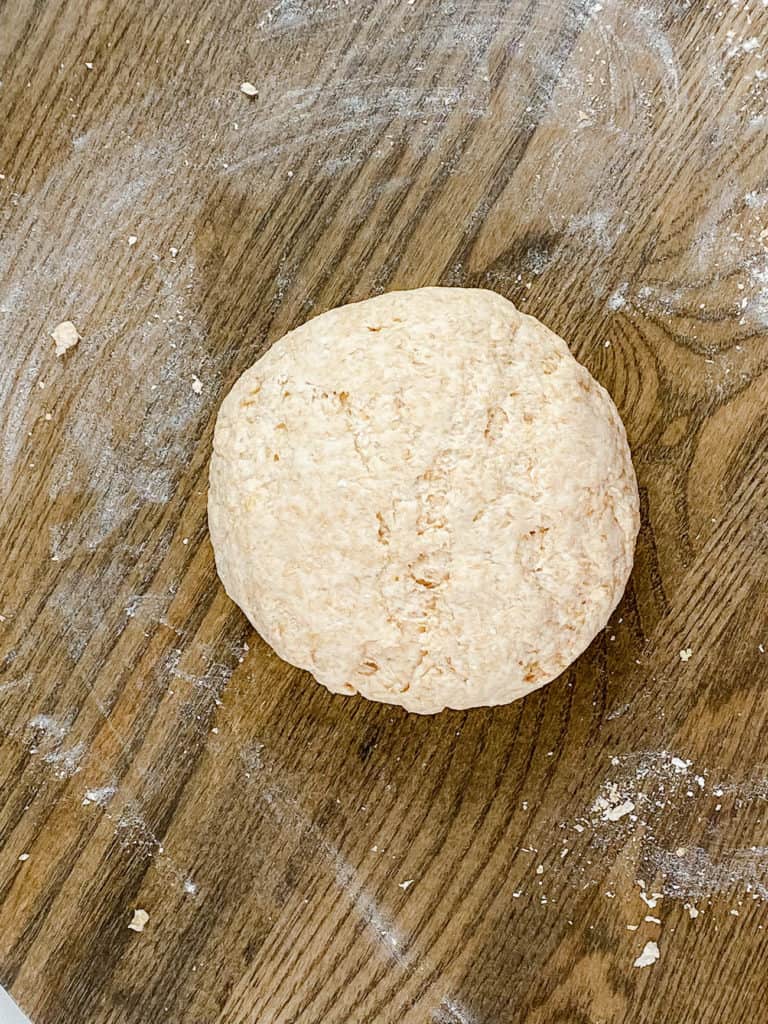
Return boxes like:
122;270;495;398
18;853;29;862
639;890;663;909
128;908;149;932
633;941;659;968
192;376;203;394
240;82;258;97
51;321;80;357
398;879;414;890
679;647;693;661
604;799;635;821
128;235;138;246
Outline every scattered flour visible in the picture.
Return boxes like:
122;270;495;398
241;741;265;776
0;674;33;696
746;254;768;327
582;750;768;908
606;284;628;312
42;741;86;779
650;845;768;902
433;996;478;1024
128;908;149;932
257;759;475;1020
27;713;70;746
82;784;117;806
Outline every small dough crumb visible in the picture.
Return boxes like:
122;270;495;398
192;376;203;395
240;82;258;97
18;853;29;862
633;941;659;968
679;647;693;661
398;879;414;890
51;321;80;357
128;908;149;932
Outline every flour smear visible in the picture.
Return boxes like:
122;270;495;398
581;749;768;909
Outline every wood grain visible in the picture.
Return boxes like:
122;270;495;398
1;1;767;1022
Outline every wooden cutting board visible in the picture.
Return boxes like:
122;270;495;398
1;1;767;1022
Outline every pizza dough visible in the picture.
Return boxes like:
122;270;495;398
209;287;639;714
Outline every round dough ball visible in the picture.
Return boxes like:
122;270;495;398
209;287;639;714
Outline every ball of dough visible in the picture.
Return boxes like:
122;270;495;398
209;288;639;714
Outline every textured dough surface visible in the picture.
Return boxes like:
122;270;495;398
209;288;639;714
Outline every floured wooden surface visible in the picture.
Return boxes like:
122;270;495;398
0;1;766;1022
